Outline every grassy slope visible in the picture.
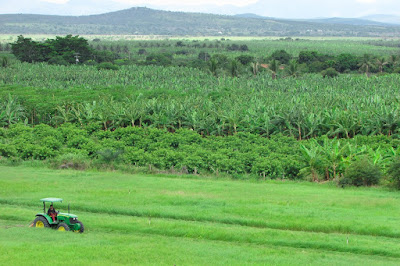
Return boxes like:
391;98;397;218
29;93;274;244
1;166;400;264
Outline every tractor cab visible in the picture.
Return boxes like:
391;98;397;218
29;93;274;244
33;198;84;233
40;197;62;224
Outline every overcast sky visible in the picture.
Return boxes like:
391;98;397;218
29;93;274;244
0;0;399;18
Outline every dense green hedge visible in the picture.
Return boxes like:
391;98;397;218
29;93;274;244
0;124;302;178
1;124;400;187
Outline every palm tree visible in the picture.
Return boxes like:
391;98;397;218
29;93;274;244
1;56;10;68
285;60;300;78
122;97;145;127
230;59;239;78
359;54;375;77
269;60;279;80
300;144;324;182
250;62;259;76
209;59;218;77
0;94;25;126
320;138;349;180
53;105;73;126
388;55;399;71
95;99;116;130
220;107;243;135
375;57;388;73
389;55;399;67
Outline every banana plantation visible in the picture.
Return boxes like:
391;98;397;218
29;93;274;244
1;39;400;187
1;63;400;139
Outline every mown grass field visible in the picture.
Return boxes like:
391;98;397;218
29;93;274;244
1;165;400;265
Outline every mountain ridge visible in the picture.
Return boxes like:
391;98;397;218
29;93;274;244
0;7;399;37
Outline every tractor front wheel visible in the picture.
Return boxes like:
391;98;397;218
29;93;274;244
57;223;70;232
76;220;85;233
33;216;50;228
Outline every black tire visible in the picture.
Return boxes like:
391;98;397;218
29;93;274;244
56;223;70;231
33;216;50;228
76;220;84;233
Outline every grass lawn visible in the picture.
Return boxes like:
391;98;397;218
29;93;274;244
1;166;400;265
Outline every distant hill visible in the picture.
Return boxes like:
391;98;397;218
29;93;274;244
302;17;388;26
361;14;400;25
235;14;388;26
235;13;269;19
0;7;399;37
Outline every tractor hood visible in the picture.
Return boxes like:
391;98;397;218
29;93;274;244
58;213;78;219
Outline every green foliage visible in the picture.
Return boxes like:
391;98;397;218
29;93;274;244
145;53;173;66
2;39;400;186
0;124;305;179
0;143;17;157
198;51;210;61
1;56;10;68
1;62;400;138
1;124;399;184
321;67;339;78
335;53;359;72
11;35;94;64
97;149;124;162
96;62;119;70
387;157;400;189
340;157;382;187
298;51;320;64
270;50;292;64
0;94;25;127
236;54;254;65
48;56;68;66
50;152;91;169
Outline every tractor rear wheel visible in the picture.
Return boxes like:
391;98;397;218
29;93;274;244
56;223;70;231
76;220;84;233
33;216;49;228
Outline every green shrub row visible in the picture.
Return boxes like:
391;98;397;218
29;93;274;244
1;123;400;188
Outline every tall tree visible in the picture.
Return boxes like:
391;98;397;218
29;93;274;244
375;57;388;73
359;54;375;77
11;36;42;63
269;60;279;80
285;60;300;78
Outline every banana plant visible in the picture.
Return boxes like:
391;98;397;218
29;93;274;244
299;143;325;182
52;105;73;126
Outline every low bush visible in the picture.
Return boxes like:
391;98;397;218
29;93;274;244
50;153;91;170
0;143;17;157
96;62;119;70
321;68;339;78
340;157;382;187
387;157;400;190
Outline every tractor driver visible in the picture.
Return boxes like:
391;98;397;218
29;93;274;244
47;204;58;222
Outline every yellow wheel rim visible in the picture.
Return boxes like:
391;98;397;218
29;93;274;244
36;221;44;228
58;226;66;231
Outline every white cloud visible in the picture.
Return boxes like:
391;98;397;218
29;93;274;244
356;0;377;3
112;0;258;7
40;0;69;3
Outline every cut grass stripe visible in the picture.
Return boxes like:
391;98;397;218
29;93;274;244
1;199;399;239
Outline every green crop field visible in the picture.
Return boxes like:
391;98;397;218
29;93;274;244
1;165;400;265
1;35;400;264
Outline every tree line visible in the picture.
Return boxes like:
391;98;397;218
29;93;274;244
10;35;118;65
8;36;400;78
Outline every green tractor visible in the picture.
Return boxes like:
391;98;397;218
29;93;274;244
32;198;84;233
